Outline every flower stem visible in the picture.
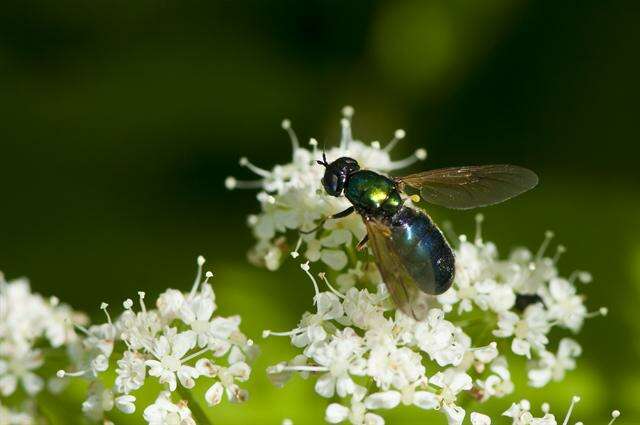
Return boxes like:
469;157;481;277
177;386;213;425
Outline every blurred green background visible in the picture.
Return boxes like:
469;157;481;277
1;0;639;423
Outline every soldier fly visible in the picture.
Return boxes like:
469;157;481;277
316;154;538;319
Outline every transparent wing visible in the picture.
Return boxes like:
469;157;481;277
365;219;430;320
399;164;538;210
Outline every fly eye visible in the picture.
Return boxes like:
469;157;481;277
328;173;339;191
322;171;342;195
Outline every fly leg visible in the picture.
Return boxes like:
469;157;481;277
356;234;369;251
299;206;355;234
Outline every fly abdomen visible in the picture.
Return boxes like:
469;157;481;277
390;207;455;295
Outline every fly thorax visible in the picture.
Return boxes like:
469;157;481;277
344;170;397;213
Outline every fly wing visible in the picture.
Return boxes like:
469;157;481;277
399;164;538;210
365;219;430;320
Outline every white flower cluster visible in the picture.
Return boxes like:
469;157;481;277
0;272;84;423
265;263;500;425
57;257;257;424
232;109;607;425
501;396;620;425
227;106;426;274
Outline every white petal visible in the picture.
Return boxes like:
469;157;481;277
364;413;385;425
205;382;224;406
336;375;355;398
0;375;17;396
364;391;401;409
22;372;44;395
229;362;251;382
325;403;349;423
412;391;438;410
512;338;531;358
115;395;136;414
443;405;466;425
321;249;348;270
315;373;336;398
470;412;491;425
172;331;197;359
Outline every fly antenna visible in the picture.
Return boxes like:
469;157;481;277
316;143;328;166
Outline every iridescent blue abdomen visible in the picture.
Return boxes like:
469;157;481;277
389;207;455;295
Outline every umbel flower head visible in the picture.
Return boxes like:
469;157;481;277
227;106;426;272
56;257;258;424
0;271;86;423
231;108;609;425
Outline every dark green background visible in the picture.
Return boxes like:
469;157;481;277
1;1;639;423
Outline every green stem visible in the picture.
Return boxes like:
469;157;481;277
177;386;213;425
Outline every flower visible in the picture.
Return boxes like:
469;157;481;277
475;356;514;401
227;108;426;273
145;329;199;391
56;257;256;423
313;328;366;398
0;272;84;422
325;385;389;425
527;338;581;388
542;278;588;332
0;345;44;397
237;109;607;425
428;369;473;425
143;391;195;425
115;350;146;394
494;304;550;358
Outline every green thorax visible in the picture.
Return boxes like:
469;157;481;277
344;170;403;216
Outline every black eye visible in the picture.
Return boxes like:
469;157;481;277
329;174;339;190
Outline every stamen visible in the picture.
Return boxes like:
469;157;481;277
371;141;381;149
262;328;305;338
182;347;210;363
73;323;92;337
190;255;206;298
257;192;276;205
301;262;320;300
535;231;555;261
281;119;300;152
553;245;566;264
274;364;328;373
608;410;621;425
225;176;264;190
386;149;427;170
562;396;580;425
247;215;259;226
0;273;6;322
441;221;459;247
56;369;86;378
123;298;133;309
100;303;113;327
340;118;352;150
318;272;345;299
239;157;271;178
474;213;484;245
568;270;592;284
541;402;550;414
138;291;147;313
384;129;406;152
469;341;497;352
342;105;354;120
309;138;319;156
586;307;608;318
291;237;302;258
